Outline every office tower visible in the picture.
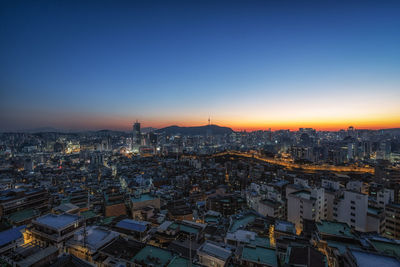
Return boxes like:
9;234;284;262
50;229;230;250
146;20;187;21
133;121;141;145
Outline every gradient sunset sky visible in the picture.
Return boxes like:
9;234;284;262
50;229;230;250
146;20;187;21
1;0;399;131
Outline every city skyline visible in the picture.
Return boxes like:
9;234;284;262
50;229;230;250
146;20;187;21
1;0;400;131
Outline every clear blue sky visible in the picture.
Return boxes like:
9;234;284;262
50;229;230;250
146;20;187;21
1;0;399;131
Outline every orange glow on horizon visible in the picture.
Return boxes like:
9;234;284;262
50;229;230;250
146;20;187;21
46;111;400;132
79;119;400;132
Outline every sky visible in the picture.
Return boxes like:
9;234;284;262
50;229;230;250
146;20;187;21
1;0;400;132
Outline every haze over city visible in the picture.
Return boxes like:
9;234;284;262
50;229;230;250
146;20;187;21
1;0;399;132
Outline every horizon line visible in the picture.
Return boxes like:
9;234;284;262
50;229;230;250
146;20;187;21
1;124;399;133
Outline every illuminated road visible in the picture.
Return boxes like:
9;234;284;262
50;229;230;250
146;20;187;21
211;151;375;174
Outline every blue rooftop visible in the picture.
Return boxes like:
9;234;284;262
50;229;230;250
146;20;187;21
0;226;26;247
116;219;150;232
35;213;81;230
350;249;400;267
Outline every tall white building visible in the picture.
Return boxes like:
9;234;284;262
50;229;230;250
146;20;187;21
287;187;325;231
333;190;369;232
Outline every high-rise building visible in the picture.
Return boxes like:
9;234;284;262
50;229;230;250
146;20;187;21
287;187;325;232
133;121;141;145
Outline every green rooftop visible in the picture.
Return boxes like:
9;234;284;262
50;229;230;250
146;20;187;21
81;210;97;219
204;215;219;223
105;194;124;205
316;221;355;239
250;236;271;248
241;246;277;266
371;240;400;257
100;216;115;225
169;223;199;234
132;246;175;266
167;256;200;267
7;209;37;223
131;194;156;203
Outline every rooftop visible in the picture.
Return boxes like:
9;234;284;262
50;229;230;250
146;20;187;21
316;220;355;239
17;246;59;267
168;222;200;235
132;245;175;266
370;240;400;257
0;225;25;247
226;230;256;243
350;249;400;267
326;240;361;254
291;190;313;200
71;226;119;252
131;193;156;203
116;219;150;233
167;256;199;267
230;213;256;232
241;245;277;266
80;210;97;220
35;213;81;230
275;220;296;234
368;206;383;216
199;242;231;261
7;209;37;223
54;203;79;213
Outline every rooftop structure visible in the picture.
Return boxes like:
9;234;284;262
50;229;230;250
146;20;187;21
67;226;119;254
131;193;156;203
0;225;25;253
275;220;296;234
198;241;232;262
230;213;256;232
132;245;175;266
346;248;400;267
316;220;355;239
241;245;277;267
35;213;82;230
115;219;150;233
